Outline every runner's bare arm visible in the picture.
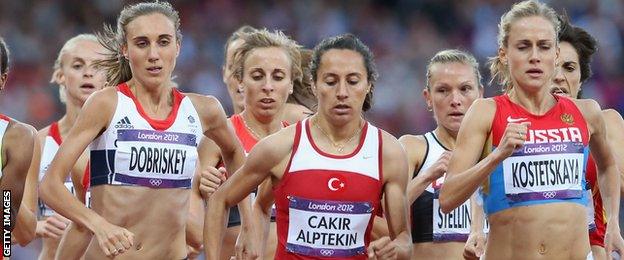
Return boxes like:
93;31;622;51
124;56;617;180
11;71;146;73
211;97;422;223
188;94;245;181
187;138;221;250
579;100;624;253
376;132;411;259
398;135;429;204
40;88;135;257
50;140;93;257
2;121;36;230
40;88;113;230
204;126;295;260
440;99;500;213
252;178;275;257
463;193;487;259
189;94;255;236
55;222;92;259
186;99;235;249
13;132;40;245
602;109;624;195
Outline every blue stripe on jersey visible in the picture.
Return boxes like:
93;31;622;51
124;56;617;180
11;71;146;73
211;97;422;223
481;146;589;215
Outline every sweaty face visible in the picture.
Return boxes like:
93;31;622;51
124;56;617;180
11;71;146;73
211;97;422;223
425;62;481;133
550;41;581;98
59;40;107;105
241;47;293;120
314;49;370;125
123;13;180;88
503;16;558;92
224;38;246;112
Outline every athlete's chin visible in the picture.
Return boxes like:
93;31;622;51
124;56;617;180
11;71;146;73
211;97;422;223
441;121;461;133
140;73;169;87
327;113;357;126
255;108;280;118
519;79;549;91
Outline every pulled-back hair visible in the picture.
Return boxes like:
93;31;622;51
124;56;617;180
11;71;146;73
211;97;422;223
425;49;482;90
489;0;560;89
0;37;9;75
50;34;101;103
288;48;316;111
310;34;378;112
231;29;302;84
558;15;597;86
223;25;257;69
95;1;181;86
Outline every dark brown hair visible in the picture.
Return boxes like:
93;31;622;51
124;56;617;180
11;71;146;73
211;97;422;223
310;34;378;112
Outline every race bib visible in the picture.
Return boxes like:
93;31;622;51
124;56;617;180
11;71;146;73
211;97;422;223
432;178;470;242
502;142;584;202
115;129;197;188
286;196;373;258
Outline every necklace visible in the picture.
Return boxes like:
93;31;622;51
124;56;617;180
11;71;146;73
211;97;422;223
242;115;262;140
313;117;363;153
241;114;282;140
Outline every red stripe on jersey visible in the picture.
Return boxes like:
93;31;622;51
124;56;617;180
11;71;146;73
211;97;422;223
116;82;184;131
82;160;90;191
48;121;62;145
586;154;606;247
230;114;259;152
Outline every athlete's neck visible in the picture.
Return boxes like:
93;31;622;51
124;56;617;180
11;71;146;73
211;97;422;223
240;110;282;139
127;79;173;119
312;114;364;142
57;100;82;140
433;126;456;150
507;86;556;116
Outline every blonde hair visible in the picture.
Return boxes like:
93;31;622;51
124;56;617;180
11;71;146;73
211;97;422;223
488;0;560;89
95;1;181;86
231;29;303;92
50;34;99;103
288;48;316;111
425;49;482;90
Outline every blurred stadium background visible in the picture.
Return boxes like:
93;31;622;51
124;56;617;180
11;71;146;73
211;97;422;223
1;0;623;137
2;0;623;258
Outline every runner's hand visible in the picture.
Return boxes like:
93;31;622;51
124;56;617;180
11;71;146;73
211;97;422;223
187;244;202;259
199;166;227;200
92;218;134;257
37;213;70;239
235;225;260;260
422;151;451;182
463;231;486;260
605;224;624;260
496;122;531;158
368;236;398;259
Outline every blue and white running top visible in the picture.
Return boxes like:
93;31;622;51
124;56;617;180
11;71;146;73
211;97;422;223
90;83;202;189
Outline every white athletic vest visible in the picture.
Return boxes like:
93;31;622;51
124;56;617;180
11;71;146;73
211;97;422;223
420;132;471;242
89;84;202;189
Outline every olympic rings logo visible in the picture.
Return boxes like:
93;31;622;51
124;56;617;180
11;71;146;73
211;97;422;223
542;191;557;199
149;179;163;187
320;249;335;256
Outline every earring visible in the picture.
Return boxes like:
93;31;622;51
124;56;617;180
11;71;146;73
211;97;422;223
427;106;433;112
289;89;293;94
